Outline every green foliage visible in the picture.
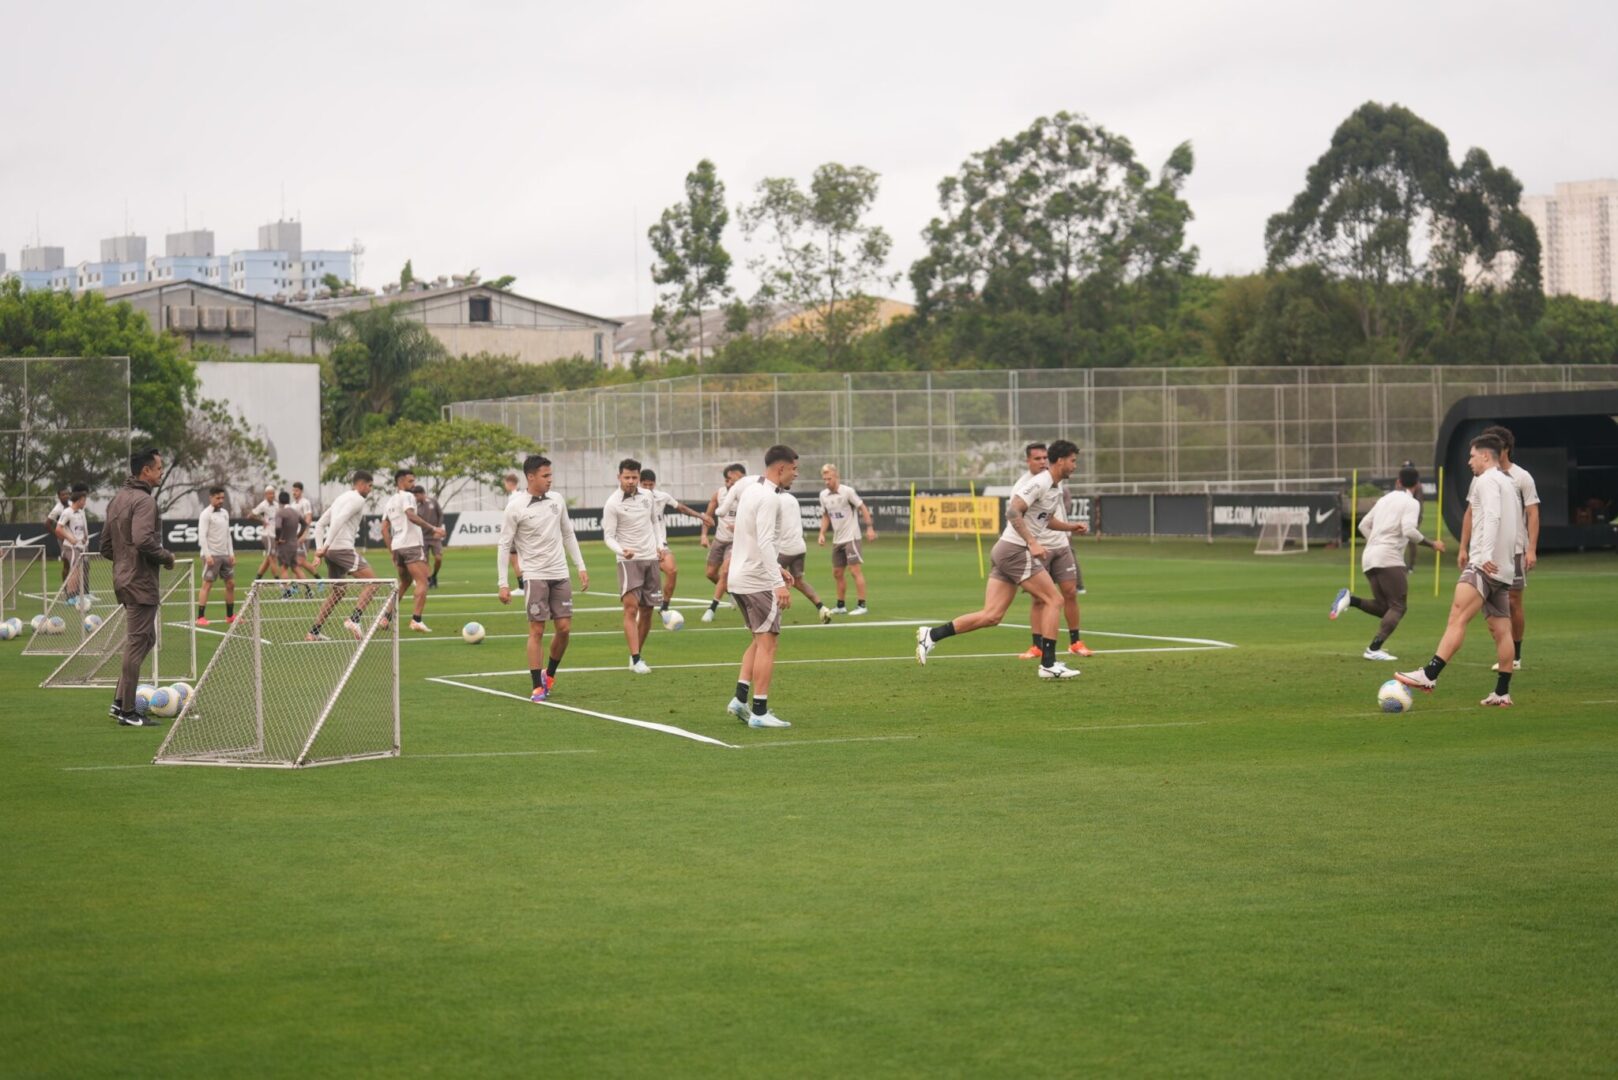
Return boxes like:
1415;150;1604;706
322;418;539;502
320;273;346;293
1537;295;1618;363
156;397;280;512
649;159;733;362
486;275;517;292
315;303;449;444
399;260;415;289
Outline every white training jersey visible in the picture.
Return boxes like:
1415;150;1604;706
497;492;585;586
198;505;234;558
776;490;808;557
1501;462;1539;556
728;477;786;595
1359;489;1423;571
602;487;658;563
291;496;313;522
643;486;677;549
383;490;422;550
46;501;68;526
1000;470;1062;548
1020;470;1070;549
251;498;276;522
59;507;88;549
713;484;741;543
1465;469;1523;584
505;489;527;512
314;489;368;552
818;484;865;546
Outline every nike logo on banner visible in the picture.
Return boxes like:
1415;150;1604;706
1315;508;1335;524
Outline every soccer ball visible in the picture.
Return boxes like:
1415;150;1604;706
0;623;14;641
4;616;20;635
461;622;485;644
134;684;157;714
662;609;686;631
147;687;180;718
45;615;66;635
1377;680;1414;714
83;613;104;634
170;682;193;708
74;594;94;613
30;614;45;632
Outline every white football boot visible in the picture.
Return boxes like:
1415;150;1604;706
1363;649;1397;661
1038;662;1081;680
915;626;936;665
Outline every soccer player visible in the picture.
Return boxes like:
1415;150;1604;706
602;458;663;673
100;449;176;727
700;463;746;622
1330;467;1443;659
52;484;90;602
289;482;319;578
195;486;236;626
817;464;876;615
308;471;382;641
639;468;713;627
777;482;833;623
249;485;279;579
273;491;313;593
1457;425;1539;672
1014;443;1092;661
502;471;523;587
44;486;71;586
413;484;446;588
497;454;589;702
380;469;445;633
915;439;1082;680
1395;434;1522;706
724;446;800;729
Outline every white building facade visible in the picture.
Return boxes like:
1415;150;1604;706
1523;179;1618;303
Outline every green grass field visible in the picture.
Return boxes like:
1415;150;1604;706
3;534;1615;1076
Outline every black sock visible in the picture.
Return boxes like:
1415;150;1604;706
1423;655;1447;681
531;669;545;690
1031;632;1041;648
349;610;363;623
752;696;768;717
1514;640;1522;661
1069;628;1080;645
310;624;322;636
736;680;750;704
546;657;560;678
1041;637;1056;667
411;615;424;625
661;599;670;611
835;600;846;609
197;605;205;618
1349;596;1365;611
225;602;234;617
930;621;956;643
1495;671;1513;696
855;600;866;608
631;653;641;664
709;600;719;611
1369;636;1385;651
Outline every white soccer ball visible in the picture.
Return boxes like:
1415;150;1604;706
170;682;193;707
29;614;45;632
147;687;181;718
45;615;66;635
5;616;21;634
74;594;94;613
134;684;157;714
0;623;14;641
1377;679;1413;714
461;622;485;644
662;609;686;631
83;613;104;634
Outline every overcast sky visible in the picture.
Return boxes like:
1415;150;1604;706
5;0;1613;318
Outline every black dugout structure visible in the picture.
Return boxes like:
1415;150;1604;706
1435;389;1618;552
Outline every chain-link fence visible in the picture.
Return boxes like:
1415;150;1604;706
0;356;132;523
446;365;1618;506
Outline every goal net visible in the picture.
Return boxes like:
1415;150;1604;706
21;549;120;656
40;560;197;689
1;541;48;624
154;578;400;769
1254;510;1310;555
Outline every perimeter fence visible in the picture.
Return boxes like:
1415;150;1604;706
0;356;132;523
447;365;1618;507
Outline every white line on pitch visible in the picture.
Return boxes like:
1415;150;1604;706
1579;699;1618;705
739;735;920;749
61;763;154;772
425;676;737;749
394;618;931;644
410;749;596;759
1050;721;1208;732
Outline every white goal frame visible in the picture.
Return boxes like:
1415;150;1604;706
1;540;49;624
1253;510;1310;555
153;579;401;769
20;549;119;656
40;560;197;689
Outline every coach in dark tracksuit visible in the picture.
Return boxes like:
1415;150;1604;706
100;449;175;726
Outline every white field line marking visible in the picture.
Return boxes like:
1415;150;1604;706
1579;699;1618;705
61;763;154;772
425;676;738;749
1050;721;1208;732
393;618;931;643
437;644;1236;681
411;749;596;759
740;735;920;749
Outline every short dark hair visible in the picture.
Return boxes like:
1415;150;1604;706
1481;424;1515;454
1398;466;1419;489
277;490;291;505
1047;439;1079;462
70;483;90;496
1024;442;1047;457
618;458;641;474
129;448;161;475
412;485;426;496
638;468;657;483
1470;434;1504;456
523;454;551;475
352;470;373;484
208;486;226;497
394;468;414;484
292;481;304;491
57;486;70;497
724;463;745;479
764;444;798;467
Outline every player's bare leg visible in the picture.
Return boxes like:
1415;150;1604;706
405;561;431;629
832;565;847;606
849;563;868;611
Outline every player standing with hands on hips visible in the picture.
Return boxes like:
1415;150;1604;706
817;464;876;615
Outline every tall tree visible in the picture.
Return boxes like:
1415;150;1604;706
648;159;733;363
323;418;537;504
315;303;448;445
740;163;897;365
1433;147;1543;332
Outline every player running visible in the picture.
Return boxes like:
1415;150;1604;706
638;468;713;627
1395;434;1522;706
700;463;746;622
1457;425;1539;673
602;458;663;673
916;439;1082;680
817;464;876;615
724;446;800;729
307;471;383;641
289;482;319;578
1329;466;1443;659
380;468;445;633
777;483;833;623
1014;443;1091;661
498;454;589;702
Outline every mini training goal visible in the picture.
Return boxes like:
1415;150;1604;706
21;549;120;656
1253;510;1310;555
1;541;48;625
41;560;196;689
154;578;400;769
